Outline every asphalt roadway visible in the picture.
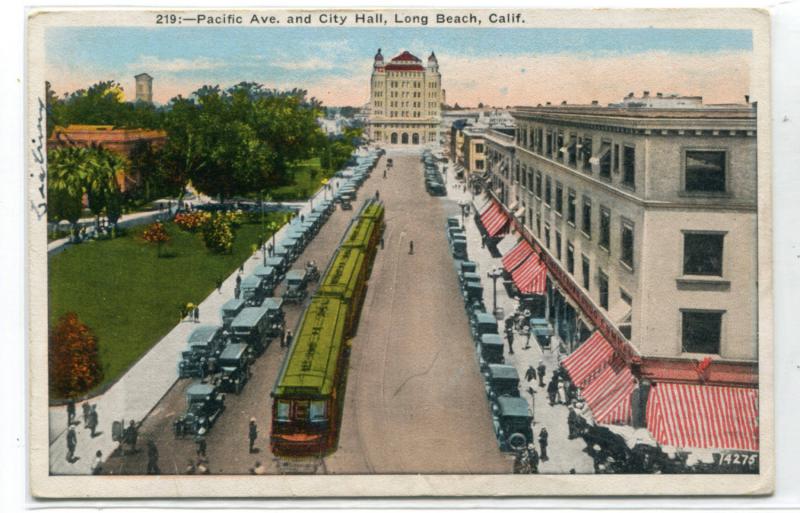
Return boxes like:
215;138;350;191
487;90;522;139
103;150;511;475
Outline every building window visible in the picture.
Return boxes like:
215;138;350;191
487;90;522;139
582;136;593;173
536;128;544;154
555;231;562;260
544;222;551;249
683;232;724;276
545;176;552;206
567;243;575;274
681;310;723;354
536;212;541;237
476;160;484;170
515;162;520;182
582;197;592;238
685;150;726;193
556;131;565;162
582;256;590;290
599;141;612;180
476;144;484;154
521;165;527;188
545;131;553;158
599;207;611;250
567;190;576;225
614;144;620;172
622;145;636;188
555;182;563;215
598;270;609;310
527;170;533;190
621;221;634;269
535;171;543;198
568;133;578;167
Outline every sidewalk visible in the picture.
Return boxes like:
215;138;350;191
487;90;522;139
444;167;595;474
48;180;344;475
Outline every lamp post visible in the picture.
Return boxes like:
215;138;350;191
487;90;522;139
488;267;504;319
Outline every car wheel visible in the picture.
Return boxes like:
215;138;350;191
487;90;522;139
507;433;527;452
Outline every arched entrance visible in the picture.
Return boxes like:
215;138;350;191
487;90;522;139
390;132;398;144
401;133;409;144
412;133;419;144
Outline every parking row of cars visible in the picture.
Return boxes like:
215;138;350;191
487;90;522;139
332;149;384;209
447;216;535;454
422;150;446;196
172;182;342;438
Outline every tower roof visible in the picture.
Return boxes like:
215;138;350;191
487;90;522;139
428;51;437;61
134;73;152;80
374;48;383;61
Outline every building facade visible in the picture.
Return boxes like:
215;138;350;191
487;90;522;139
367;49;443;145
493;93;757;376
134;73;153;104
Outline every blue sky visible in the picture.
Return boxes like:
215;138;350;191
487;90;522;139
46;26;753;106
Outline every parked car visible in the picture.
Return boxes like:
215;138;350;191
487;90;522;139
282;269;309;304
484;364;521;402
173;383;225;438
220;298;246;330
491;395;534;452
478;334;505;370
215;343;251;394
178;325;225;379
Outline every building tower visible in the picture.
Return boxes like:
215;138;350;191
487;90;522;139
367;49;443;145
134;73;153;104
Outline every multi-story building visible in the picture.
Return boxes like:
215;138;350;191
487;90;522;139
367;49;443;145
462;126;487;174
484;127;516;205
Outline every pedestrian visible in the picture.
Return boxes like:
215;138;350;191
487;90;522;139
249;417;258;453
284;329;293;349
124;420;139;453
216;278;223;293
146;440;160;474
505;329;514;355
527;443;540;473
481;236;486;249
567;406;579;439
300;214;305;223
236;274;242;288
66;398;75;427
194;306;199;323
537;360;546;388
239;262;244;274
66;426;77;462
91;450;103;475
195;428;207;458
409;240;414;255
547;376;558;405
539;427;549;461
87;405;98;438
375;190;380;200
235;285;241;299
383;168;387;179
82;401;91;425
525;365;536;383
557;379;567;405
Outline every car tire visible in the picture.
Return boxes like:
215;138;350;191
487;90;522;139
508;433;527;452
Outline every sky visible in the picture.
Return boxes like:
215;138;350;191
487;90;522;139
45;26;753;107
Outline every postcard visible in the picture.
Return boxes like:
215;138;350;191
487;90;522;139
27;7;772;498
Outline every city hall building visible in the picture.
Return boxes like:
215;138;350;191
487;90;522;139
481;92;759;453
367;49;443;145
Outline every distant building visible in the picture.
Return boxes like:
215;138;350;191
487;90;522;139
367;49;443;145
134;73;153;104
48;124;166;191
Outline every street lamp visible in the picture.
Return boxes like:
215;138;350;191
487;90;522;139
487;267;504;319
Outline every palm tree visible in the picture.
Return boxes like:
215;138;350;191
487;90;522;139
47;147;90;241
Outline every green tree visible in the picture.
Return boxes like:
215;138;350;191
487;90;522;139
47;147;90;241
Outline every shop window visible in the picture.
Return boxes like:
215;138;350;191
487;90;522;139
567;190;576;225
623;145;636;188
582;197;592;238
681;310;722;354
599;207;611;250
685;150;726;193
582;256;590;290
621;222;634;269
683;232;724;276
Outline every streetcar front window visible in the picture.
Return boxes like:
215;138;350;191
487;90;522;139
310;400;327;422
276;400;290;421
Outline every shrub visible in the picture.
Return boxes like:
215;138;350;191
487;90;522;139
142;221;170;256
49;313;103;399
202;214;235;253
174;211;211;232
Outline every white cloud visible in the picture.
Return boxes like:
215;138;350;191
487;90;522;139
128;55;227;74
270;57;337;71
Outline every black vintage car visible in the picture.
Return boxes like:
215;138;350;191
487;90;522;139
178;325;225;379
484;363;521;402
478;334;505;370
173;383;225;437
216;343;251;394
491;395;534;451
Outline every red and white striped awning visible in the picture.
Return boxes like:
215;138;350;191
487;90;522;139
562;331;614;388
646;382;759;451
502;240;534;272
510;253;546;295
580;360;636;425
479;202;508;238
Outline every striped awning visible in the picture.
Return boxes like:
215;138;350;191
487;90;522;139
646;382;759;451
562;331;614;388
510;253;546;295
480;201;509;237
580;360;636;425
502;241;533;272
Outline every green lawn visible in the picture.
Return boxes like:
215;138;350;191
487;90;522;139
271;158;335;201
48;215;283;397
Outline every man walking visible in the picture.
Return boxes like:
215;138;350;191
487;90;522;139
547;375;558;405
505;327;514;355
248;417;258;453
522;325;532;350
537;360;546;388
124;420;139;453
194;306;200;323
525;365;536;383
409;240;414;255
527;443;540;473
91;450;103;475
146;440;160;474
66;426;77;462
87;405;99;438
567;406;579;439
82;401;91;425
284;329;293;349
538;427;549;462
195;428;207;458
66;398;76;427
